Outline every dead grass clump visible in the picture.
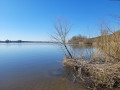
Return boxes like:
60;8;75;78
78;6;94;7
82;63;120;89
97;27;120;62
63;59;120;89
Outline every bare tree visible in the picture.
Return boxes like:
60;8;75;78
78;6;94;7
51;19;73;59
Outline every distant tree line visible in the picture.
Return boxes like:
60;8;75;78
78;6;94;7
5;40;22;43
68;35;86;44
68;35;94;44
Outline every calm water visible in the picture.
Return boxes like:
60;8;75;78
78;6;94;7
0;43;93;90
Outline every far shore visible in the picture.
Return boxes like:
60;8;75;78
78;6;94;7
0;41;58;43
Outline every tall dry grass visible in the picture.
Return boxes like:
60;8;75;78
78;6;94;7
96;25;120;63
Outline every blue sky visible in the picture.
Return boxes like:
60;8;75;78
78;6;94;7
0;0;120;41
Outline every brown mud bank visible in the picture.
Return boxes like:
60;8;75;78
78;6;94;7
63;59;120;89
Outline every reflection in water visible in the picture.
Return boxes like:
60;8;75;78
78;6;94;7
49;66;77;82
70;44;93;49
69;44;96;60
50;65;87;89
62;66;78;83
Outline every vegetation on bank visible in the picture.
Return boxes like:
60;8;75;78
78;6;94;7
68;30;120;45
52;18;120;89
64;27;120;89
63;58;120;89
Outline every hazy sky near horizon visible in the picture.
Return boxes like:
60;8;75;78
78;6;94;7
0;0;120;41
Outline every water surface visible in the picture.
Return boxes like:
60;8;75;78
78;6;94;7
0;43;92;90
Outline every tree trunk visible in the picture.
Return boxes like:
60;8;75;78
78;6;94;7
64;44;73;59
